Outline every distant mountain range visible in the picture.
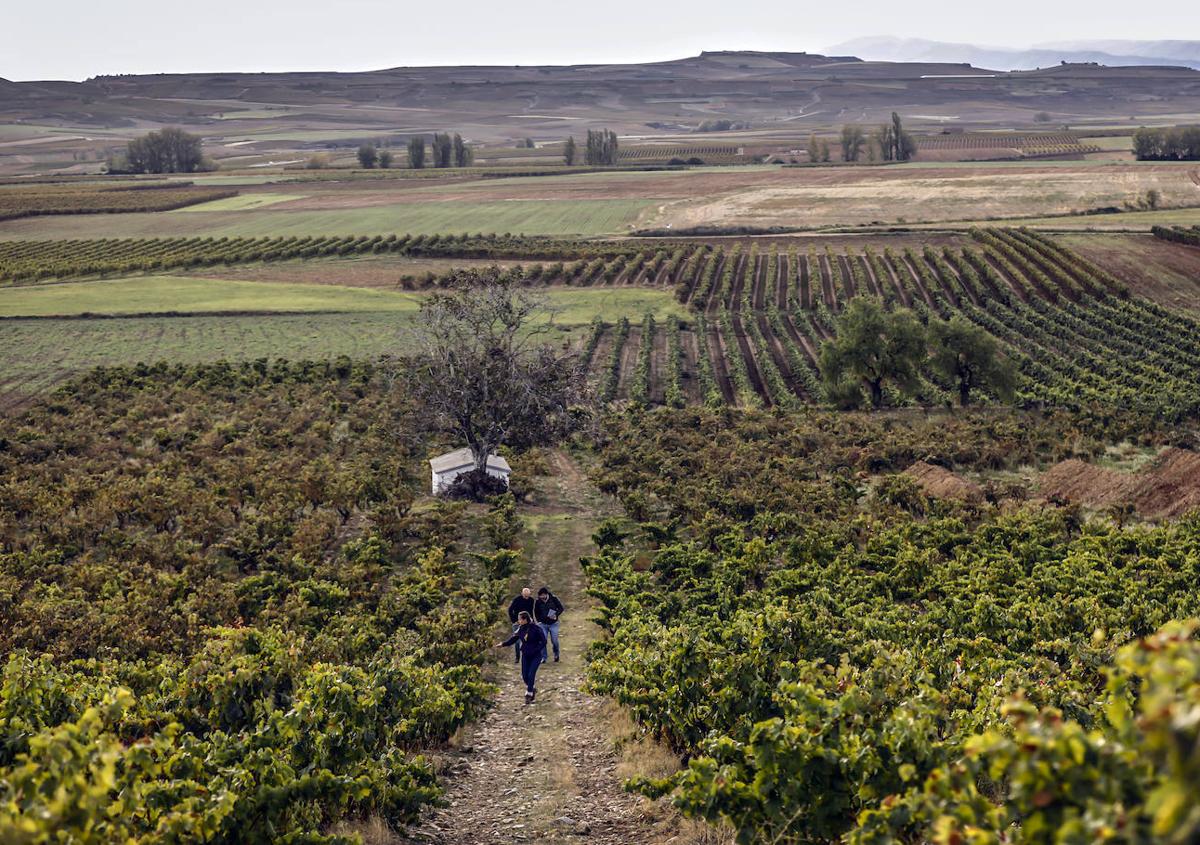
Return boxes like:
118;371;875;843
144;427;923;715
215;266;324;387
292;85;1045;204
827;37;1200;71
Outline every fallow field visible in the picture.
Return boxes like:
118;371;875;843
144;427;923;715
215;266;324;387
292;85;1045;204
3;160;1200;242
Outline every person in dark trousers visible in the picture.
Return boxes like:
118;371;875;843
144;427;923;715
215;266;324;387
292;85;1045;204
506;587;535;665
497;611;547;704
534;587;565;663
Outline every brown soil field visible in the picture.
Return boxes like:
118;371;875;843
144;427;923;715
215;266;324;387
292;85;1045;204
1058;233;1200;313
211;163;1200;229
655;163;1200;230
1038;448;1200;519
905;460;984;502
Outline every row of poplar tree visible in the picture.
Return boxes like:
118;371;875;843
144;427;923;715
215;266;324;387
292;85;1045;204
810;113;917;163
561;129;620;165
356;133;473;169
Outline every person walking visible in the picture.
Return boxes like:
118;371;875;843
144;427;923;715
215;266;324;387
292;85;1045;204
496;611;547;704
506;587;535;665
534;586;565;663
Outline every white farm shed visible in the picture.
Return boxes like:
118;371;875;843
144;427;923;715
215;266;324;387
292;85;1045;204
429;448;511;495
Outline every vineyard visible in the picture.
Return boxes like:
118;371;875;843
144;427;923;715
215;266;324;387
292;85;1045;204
618;144;747;164
577;229;1200;422
0;361;512;840
0;232;645;283
915;132;1101;158
5;228;1199;422
0;182;238;221
1152;224;1200;246
585;407;1200;843
3;217;1200;844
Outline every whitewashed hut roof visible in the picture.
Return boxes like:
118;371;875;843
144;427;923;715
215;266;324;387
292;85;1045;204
429;448;511;474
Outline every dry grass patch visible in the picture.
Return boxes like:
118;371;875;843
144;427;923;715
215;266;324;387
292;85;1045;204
604;702;737;845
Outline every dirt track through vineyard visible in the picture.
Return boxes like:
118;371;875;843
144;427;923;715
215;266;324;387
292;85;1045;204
407;452;659;845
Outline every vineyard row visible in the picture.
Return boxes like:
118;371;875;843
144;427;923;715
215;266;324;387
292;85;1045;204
579;231;1200;421
1152;225;1200;247
0;183;238;222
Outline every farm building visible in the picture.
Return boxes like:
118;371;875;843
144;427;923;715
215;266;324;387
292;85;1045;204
429;448;511;495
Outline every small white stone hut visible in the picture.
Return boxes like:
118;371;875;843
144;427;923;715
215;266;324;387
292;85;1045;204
429;448;511;495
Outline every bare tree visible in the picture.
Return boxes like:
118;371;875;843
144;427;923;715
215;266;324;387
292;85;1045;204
840;125;865;162
396;269;587;494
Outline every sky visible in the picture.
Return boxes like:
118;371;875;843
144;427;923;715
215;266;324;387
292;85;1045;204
1;0;1188;81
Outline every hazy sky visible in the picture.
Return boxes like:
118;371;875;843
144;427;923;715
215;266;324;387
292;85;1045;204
2;0;1186;81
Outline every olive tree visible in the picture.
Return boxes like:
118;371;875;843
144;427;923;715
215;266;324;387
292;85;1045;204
819;297;924;409
397;269;586;496
928;315;1016;406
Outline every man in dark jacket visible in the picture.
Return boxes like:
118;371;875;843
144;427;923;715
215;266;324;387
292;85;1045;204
506;587;535;664
534;586;565;663
497;611;547;704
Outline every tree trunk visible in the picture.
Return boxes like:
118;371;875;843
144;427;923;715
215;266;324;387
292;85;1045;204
472;444;489;473
870;379;884;409
959;382;971;407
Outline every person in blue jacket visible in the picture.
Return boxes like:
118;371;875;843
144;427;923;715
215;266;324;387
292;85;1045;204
497;611;547;704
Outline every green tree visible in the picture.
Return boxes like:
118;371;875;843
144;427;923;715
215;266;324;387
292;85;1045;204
432;133;454;168
928;315;1016;407
891;112;917;161
820;141;832;163
1132;126;1200;160
407;137;426;169
874;123;895;161
452;133;472;167
819;297;925;409
377;149;393;169
563;136;577;166
399;269;586;497
122;127;206;174
875;114;916;162
356;144;378;169
585;129;619;165
841;125;866;162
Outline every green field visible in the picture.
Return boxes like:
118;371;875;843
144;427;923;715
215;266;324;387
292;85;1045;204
0;276;422;317
0;277;686;320
0;198;659;240
0;281;684;402
0;313;412;400
1086;135;1135;151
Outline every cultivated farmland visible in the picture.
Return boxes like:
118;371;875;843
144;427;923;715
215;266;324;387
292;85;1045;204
6;44;1200;845
0;182;238;221
563;230;1200;420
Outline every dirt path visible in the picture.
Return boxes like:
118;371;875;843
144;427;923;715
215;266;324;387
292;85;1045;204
407;452;655;845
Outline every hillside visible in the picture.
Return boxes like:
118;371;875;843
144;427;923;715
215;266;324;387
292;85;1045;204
830;36;1200;70
3;50;1199;142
